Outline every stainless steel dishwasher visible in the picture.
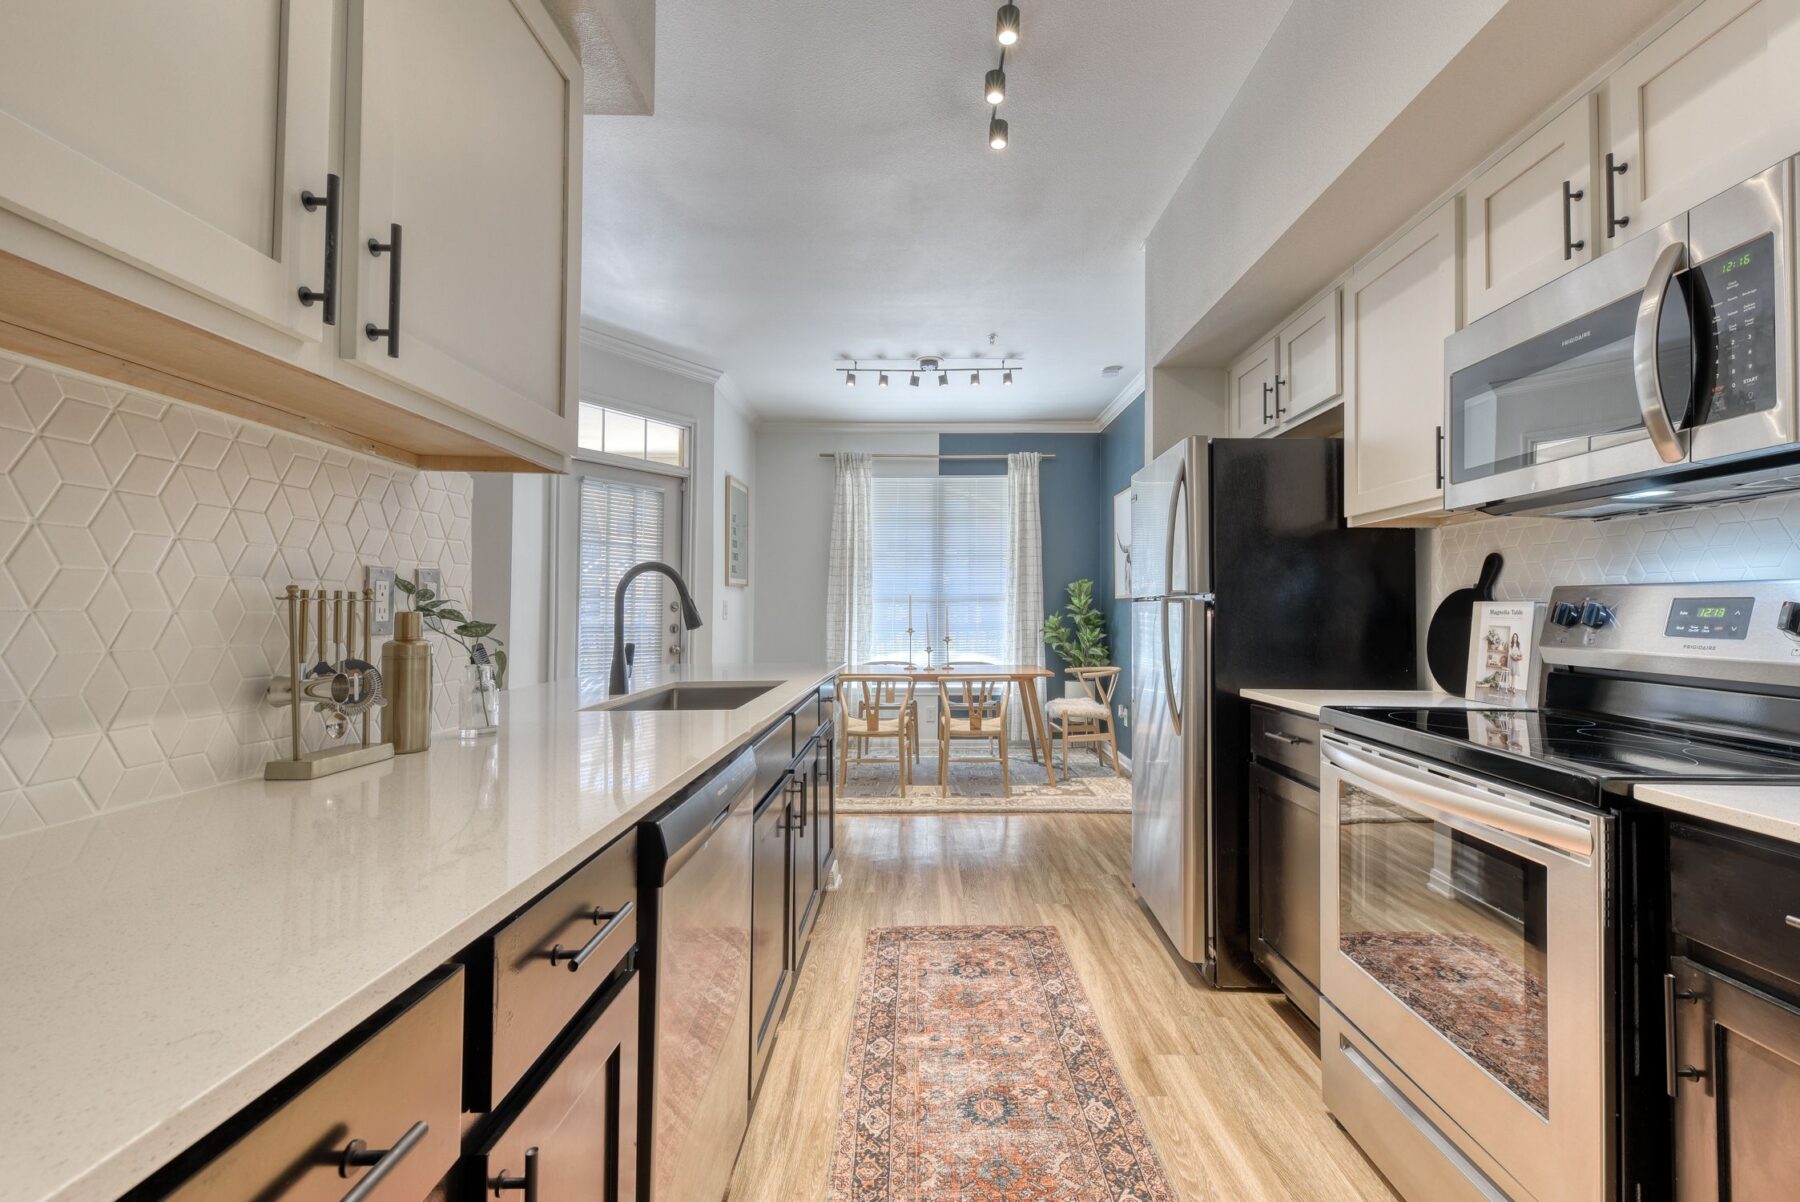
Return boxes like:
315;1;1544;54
639;749;755;1202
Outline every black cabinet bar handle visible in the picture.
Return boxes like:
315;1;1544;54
550;900;635;971
1662;973;1705;1097
1435;425;1445;489
298;174;340;325
338;1120;428;1202
1562;180;1585;260
1261;381;1272;424
1605;153;1630;237
1273;375;1286;419
365;223;402;357
489;1146;539;1202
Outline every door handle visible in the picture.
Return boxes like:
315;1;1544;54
1162;456;1186;737
1273;375;1286;419
1605;153;1630;237
1261;381;1272;425
1663;973;1705;1096
365;223;402;357
338;1121;428;1202
1632;239;1689;464
298;174;340;325
1263;731;1312;747
549;901;635;972
1562;180;1586;260
488;1146;539;1202
1435;424;1445;490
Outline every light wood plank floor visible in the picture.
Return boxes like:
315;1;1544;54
728;813;1398;1202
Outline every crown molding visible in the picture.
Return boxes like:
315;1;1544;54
578;321;723;385
1095;371;1145;430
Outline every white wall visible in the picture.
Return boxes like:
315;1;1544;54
710;384;755;661
751;426;937;665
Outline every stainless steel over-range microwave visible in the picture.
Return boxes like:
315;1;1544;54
1443;158;1800;519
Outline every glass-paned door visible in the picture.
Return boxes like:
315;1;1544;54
575;464;685;687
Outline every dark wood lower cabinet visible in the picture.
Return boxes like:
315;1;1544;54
463;971;639;1201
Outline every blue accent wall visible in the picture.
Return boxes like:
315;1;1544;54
1098;395;1144;756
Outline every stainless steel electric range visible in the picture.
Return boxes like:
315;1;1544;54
1316;580;1800;1202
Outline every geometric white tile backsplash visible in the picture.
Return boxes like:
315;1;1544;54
1429;493;1800;606
0;350;472;837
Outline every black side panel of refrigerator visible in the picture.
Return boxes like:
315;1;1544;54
1206;437;1418;987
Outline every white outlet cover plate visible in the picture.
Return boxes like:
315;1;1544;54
414;567;443;603
365;565;396;636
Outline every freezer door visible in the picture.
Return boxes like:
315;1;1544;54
1130;597;1210;963
1130;438;1210;598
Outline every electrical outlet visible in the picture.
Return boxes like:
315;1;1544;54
1118;704;1130;727
721;598;730;621
414;567;442;603
365;565;396;636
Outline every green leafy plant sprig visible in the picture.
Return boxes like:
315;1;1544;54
1042;578;1110;669
395;576;508;689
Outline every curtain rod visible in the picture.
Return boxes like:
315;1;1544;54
815;452;1056;461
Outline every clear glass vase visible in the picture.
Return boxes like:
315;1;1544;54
459;662;500;738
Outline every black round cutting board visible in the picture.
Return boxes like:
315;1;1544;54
1426;552;1504;694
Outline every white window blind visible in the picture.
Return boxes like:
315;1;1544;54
869;475;1008;663
578;477;668;684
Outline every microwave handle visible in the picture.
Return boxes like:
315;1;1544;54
1632;239;1690;464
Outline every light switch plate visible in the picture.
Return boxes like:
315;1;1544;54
414;567;442;604
365;565;396;636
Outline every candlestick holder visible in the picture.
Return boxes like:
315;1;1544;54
265;584;394;780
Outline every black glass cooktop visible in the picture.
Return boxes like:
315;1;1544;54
1324;705;1800;805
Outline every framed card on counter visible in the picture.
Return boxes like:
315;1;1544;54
1465;601;1546;707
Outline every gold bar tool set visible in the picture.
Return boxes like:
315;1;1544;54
265;584;396;780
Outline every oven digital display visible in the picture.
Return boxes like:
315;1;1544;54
1665;596;1755;639
1692;234;1779;424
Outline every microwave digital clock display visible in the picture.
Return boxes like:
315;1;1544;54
1665;596;1755;640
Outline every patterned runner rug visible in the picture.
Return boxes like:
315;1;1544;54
828;926;1174;1201
837;747;1130;814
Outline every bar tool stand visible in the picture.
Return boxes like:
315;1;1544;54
266;585;395;780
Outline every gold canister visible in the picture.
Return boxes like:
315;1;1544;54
382;610;432;753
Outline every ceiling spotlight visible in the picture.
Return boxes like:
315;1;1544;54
909;372;920;387
996;4;1020;46
845;370;855;387
971;371;982;386
1003;369;1014;386
878;372;889;388
985;69;1006;105
989;116;1009;150
938;371;949;386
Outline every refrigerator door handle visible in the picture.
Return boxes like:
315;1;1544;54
1165;453;1186;598
1161;596;1181;736
1161;454;1187;735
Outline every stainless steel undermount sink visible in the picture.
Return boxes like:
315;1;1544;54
585;681;780;713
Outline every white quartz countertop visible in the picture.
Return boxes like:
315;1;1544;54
1633;783;1800;845
1239;688;1483;718
0;663;838;1202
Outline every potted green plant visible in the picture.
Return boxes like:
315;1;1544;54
395;576;507;737
1042;578;1109;698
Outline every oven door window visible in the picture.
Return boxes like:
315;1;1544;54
1337;782;1550;1117
1449;287;1693;485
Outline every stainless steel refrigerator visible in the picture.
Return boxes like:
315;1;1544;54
1129;437;1416;987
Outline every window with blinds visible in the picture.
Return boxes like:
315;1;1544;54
578;477;668;684
869;475;1008;663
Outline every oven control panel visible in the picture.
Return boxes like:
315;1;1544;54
1540;581;1800;687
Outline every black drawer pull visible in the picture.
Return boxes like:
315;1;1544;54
1261;381;1272;425
338;1120;428;1202
365;223;402;357
298;173;340;325
1787;914;1800;930
490;1146;539;1201
1273;374;1286;419
550;901;635;972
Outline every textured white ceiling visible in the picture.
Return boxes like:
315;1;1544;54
579;0;1291;422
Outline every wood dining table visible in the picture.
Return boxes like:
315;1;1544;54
841;663;1061;786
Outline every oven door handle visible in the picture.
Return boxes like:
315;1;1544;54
1632;239;1690;465
1323;741;1593;858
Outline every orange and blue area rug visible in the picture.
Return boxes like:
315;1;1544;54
828;926;1174;1201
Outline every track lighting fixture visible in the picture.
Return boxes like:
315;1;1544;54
989;117;1009;150
985;69;1006;105
878;372;889;388
996;4;1020;46
832;358;1019;388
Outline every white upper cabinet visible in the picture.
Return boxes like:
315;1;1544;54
1345;199;1461;525
1465;96;1597;322
1275;288;1342;423
1230;337;1280;436
1602;0;1800;243
0;0;335;339
344;0;580;455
